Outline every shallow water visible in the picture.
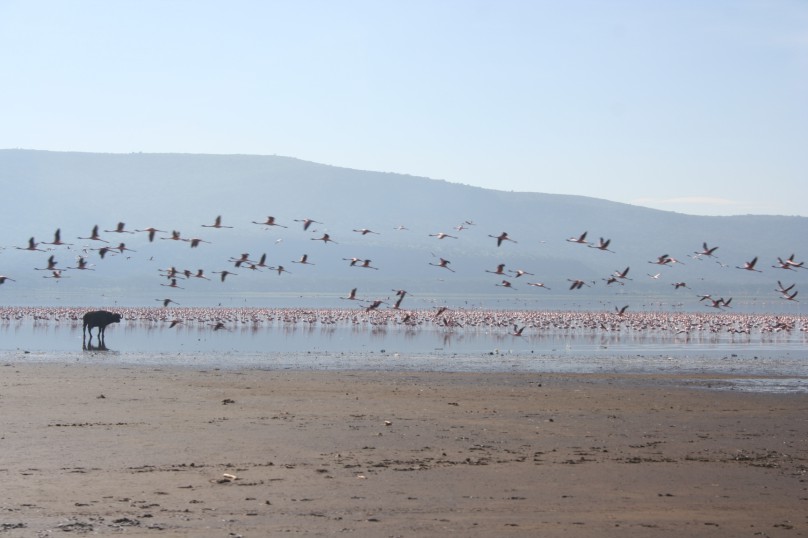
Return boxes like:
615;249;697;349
2;313;806;393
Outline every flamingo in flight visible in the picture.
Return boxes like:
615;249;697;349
311;233;337;244
135;227;167;242
566;231;588;244
78;225;108;243
253;216;288;228
202;215;233;229
42;229;73;246
588;237;614;253
694;242;718;258
736;257;762;272
489;232;516;247
16;237;46;252
105;222;134;234
429;232;457;240
295;218;322;231
429;258;455;272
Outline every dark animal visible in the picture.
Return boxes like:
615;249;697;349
82;310;122;343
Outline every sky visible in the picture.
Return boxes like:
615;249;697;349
1;0;807;217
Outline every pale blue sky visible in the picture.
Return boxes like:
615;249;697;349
2;0;806;216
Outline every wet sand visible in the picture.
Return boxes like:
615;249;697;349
1;363;806;537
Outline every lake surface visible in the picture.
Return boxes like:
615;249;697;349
1;306;806;393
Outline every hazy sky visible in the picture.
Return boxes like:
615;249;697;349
2;1;806;216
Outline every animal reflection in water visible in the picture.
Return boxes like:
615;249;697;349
82;310;122;350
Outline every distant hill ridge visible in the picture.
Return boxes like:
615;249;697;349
1;149;806;307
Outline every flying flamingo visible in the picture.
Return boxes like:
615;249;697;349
736;256;762;272
588;237;614;252
16;237;46;252
566;231;588;244
294;218;322;231
292;254;315;265
694;242;718;258
105;222;134;234
78;225;108;243
489;232;516;247
253;216;288;228
202;215;233;228
527;282;551;290
311;233;336;244
429;258;455;272
429;232;457;240
0;275;16;285
42;229;73;246
135;227;167;242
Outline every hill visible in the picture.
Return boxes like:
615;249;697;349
1;149;806;310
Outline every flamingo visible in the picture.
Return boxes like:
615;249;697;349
613;267;632;280
34;255;59;271
784;254;806;269
489;232;516;247
588;237;614;252
187;238;210;248
16;237;46;252
671;282;690;290
567;279;592;290
42;229;73;246
485;264;506;275
509;269;534;278
429;258;455;272
156;298;180;307
43;270;66;279
212;270;237;282
615;305;629;316
527;282;551;290
429;232;457;240
694;242;718;258
311;233;336;244
341;288;359;300
353;228;379;235
354;259;378;270
292;254;315;265
648;254;672;266
780;290;799;302
775;281;795;294
0;275;16;284
496;280;516;289
78;225;108;243
160;230;184;241
105;222;134;234
294;218;322;231
135;227;167;242
161;278;184;289
736;257;762;272
68;256;94;271
511;324;525;336
566;231;588;244
202;215;232;229
253;216;288;228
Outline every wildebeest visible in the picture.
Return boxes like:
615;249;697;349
82;310;122;345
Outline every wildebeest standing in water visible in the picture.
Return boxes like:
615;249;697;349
82;310;122;350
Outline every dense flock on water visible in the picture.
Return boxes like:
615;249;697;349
1;306;805;344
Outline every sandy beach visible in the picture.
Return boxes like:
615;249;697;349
1;362;806;537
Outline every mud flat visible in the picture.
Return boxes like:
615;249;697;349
0;362;806;537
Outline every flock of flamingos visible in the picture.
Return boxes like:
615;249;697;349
1;214;806;344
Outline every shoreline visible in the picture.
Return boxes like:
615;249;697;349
1;363;806;536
